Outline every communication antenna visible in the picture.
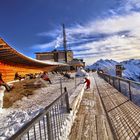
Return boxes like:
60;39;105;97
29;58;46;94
62;24;67;63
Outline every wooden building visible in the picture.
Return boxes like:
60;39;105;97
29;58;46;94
35;24;85;70
0;38;67;82
116;64;123;77
35;50;73;63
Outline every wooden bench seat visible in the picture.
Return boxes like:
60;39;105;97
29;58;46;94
23;83;41;89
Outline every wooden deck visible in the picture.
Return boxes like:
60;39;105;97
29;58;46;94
69;73;140;140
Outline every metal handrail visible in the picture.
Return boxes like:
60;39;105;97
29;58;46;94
7;75;83;140
8;87;70;140
99;72;140;85
97;72;140;139
98;72;140;106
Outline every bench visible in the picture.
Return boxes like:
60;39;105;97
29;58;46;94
23;83;41;89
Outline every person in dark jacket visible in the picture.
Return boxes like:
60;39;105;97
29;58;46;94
63;72;71;79
14;72;22;80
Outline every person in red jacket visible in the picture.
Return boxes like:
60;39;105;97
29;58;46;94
41;71;52;84
84;77;90;89
0;73;11;92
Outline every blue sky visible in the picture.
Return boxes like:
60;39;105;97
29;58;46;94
1;0;140;65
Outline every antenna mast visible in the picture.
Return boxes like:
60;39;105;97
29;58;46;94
62;24;67;63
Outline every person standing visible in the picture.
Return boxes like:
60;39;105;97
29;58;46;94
0;73;11;92
84;77;90;89
14;72;22;80
41;71;52;84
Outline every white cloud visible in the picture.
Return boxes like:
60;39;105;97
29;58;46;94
69;12;140;63
124;0;140;11
67;12;140;36
37;29;61;38
34;2;140;65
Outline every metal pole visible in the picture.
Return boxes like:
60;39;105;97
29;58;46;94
105;75;107;82
60;78;63;106
46;113;53;140
118;79;121;92
75;76;76;88
62;24;67;63
128;81;132;101
80;77;82;84
109;76;111;84
64;87;70;113
113;77;115;87
60;78;62;95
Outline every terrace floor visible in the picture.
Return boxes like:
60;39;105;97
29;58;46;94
69;73;140;140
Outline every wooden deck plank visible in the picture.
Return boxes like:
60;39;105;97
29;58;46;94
69;73;140;140
76;115;85;140
94;73;140;140
69;75;114;140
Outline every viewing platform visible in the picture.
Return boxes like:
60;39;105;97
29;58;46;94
69;73;140;140
4;72;140;140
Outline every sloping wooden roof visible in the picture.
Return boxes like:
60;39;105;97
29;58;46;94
0;38;67;68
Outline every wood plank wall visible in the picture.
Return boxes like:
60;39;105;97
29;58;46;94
0;62;57;82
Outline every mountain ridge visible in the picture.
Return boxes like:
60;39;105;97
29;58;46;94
86;59;140;82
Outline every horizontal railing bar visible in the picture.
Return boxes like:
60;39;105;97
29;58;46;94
7;76;81;140
8;90;68;140
99;72;140;86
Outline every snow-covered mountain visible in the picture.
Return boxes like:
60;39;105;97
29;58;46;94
121;59;140;82
86;59;140;82
86;59;119;76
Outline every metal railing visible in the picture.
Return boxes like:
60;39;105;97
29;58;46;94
74;76;83;89
59;76;83;96
8;76;83;140
8;87;70;140
98;72;140;106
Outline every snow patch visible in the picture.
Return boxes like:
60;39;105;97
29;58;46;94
59;84;85;140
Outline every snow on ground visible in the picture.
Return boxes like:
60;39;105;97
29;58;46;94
1;63;139;139
60;83;85;140
0;73;84;140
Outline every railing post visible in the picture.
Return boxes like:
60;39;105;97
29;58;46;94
80;77;82;83
109;76;111;84
60;78;62;95
128;81;132;101
103;74;104;79
46;113;53;140
104;75;106;81
118;79;121;92
106;76;108;82
113;77;115;87
60;78;64;106
64;87;70;113
75;76;76;88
